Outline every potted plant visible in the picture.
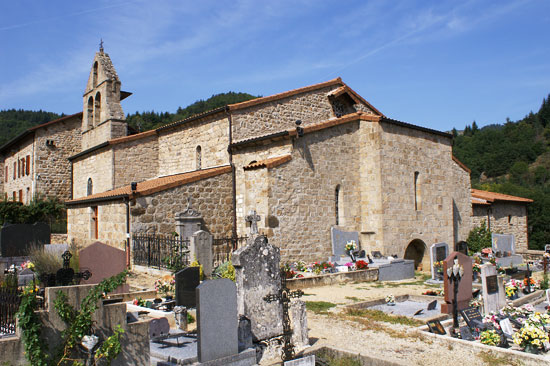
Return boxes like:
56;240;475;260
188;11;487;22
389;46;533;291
385;294;395;306
513;324;549;354
154;274;175;300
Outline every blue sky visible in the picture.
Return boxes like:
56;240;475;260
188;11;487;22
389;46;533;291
1;0;549;132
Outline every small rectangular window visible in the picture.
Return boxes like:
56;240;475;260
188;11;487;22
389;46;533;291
13;162;16;179
13;191;16;201
21;158;25;177
19;190;23;203
17;159;20;178
26;155;30;176
4;165;7;182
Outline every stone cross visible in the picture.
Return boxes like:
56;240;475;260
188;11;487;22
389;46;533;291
263;268;304;361
245;210;261;235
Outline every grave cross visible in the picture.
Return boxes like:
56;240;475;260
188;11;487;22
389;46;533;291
42;251;92;286
263;269;304;361
245;210;261;235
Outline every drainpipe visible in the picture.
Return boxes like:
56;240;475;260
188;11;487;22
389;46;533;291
226;106;238;242
124;196;130;268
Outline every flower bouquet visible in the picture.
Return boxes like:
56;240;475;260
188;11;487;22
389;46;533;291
385;294;395;306
513;324;549;353
480;329;500;346
505;280;520;300
21;260;35;271
355;260;368;270
345;240;357;253
154;274;175;298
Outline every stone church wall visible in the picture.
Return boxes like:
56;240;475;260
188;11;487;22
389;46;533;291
266;123;362;262
130;171;233;238
231;86;340;142
34;115;82;201
67;200;127;250
451;159;472;245
377;121;469;261
472;202;529;251
72;148;114;199
113;134;159;188
157;115;229;176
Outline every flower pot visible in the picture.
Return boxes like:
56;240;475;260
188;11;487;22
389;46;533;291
524;344;540;354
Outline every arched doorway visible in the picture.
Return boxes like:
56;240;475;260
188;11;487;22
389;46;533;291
404;239;428;271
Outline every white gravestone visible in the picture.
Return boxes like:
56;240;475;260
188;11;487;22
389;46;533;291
430;242;449;281
480;264;506;314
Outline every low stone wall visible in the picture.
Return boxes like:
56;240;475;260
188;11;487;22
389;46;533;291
517;249;545;261
286;268;378;290
302;345;405;366
50;233;68;244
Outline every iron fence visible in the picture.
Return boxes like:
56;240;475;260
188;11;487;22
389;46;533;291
132;233;190;270
0;287;21;337
212;236;248;267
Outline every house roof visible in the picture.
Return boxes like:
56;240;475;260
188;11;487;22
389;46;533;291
0;112;83;154
66;165;232;205
243;155;292;170
471;189;533;205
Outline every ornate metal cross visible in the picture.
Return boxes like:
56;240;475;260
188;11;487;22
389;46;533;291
245;210;261;235
263;268;304;361
46;251;92;286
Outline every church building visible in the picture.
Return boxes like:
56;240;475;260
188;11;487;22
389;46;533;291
61;48;474;268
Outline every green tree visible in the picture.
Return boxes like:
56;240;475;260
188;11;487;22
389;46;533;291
467;221;492;254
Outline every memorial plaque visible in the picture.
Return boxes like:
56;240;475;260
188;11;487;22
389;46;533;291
427;320;446;335
460;307;482;329
499;318;514;336
436;246;447;261
486;275;498;294
427;300;437;311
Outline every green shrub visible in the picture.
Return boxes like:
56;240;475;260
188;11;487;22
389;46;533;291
213;260;235;281
28;245;63;277
467;221;492;254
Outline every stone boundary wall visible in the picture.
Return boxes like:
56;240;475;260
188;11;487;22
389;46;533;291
50;233;68;244
303;346;405;366
286;269;378;290
517;249;545;261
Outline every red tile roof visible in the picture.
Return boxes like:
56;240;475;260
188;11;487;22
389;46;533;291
66;165;231;205
243;155;292;170
471;189;533;205
28;112;83;131
288;112;380;137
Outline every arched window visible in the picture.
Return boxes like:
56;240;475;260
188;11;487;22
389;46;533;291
414;171;420;211
335;185;344;226
92;62;98;87
196;145;202;170
87;178;93;196
87;96;94;129
94;92;101;125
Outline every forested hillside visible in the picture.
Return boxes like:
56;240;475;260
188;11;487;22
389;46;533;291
0;109;62;146
453;94;550;250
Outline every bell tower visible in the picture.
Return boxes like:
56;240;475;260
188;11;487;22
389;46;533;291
81;42;130;150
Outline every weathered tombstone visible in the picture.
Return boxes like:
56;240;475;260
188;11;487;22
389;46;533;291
173;306;188;331
480;264;506;314
0;222;50;257
456;241;468;256
196;279;239;362
460;307;483;330
175;266;200;307
191;230;213;277
492;234;514;255
330;227;359;262
175;197;202;240
79;241;129;293
284;355;316;366
233;235;283;341
18;267;36;287
430;242;449;281
149;317;170;339
441;251;472;314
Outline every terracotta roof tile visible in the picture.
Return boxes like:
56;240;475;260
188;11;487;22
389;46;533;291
243;155;292;170
28;112;83;132
471;189;533;204
109;130;156;145
67;165;231;205
288;112;380;137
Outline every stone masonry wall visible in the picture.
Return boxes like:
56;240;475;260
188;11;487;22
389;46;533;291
377;121;470;262
451;161;472;246
72;147;114;199
233;140;293;235
232;85;353;142
266;123;361;262
81;121;127;151
113;134;159;188
157;115;229;176
130;171;233;238
2;137;34;203
67;201;127;250
34;115;82;201
472;202;529;251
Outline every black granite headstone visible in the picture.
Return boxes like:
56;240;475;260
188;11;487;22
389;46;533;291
0;222;49;257
459;326;474;341
486;275;498;294
460;307;483;330
175;266;200;307
427;300;437;311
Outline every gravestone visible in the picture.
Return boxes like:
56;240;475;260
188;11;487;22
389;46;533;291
456;241;468;256
492;234;514;255
233;235;283;341
0;222;50;257
459;326;474;341
330;227;360;262
480;264;506;314
79;241;129;293
196;279;238;362
284;355;316;366
175;197;202;240
191;230;213;277
441;251;473;314
427;300;437;311
175;266;200;307
460;307;483;330
430;242;449;281
427;320;446;335
238;316;253;352
18;267;36;286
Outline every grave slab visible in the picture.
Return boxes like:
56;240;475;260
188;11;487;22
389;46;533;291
175;267;200;308
330;227;359;262
376;259;415;281
79;241;129;293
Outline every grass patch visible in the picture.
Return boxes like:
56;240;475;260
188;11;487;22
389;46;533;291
305;301;337;314
344;308;423;327
345;296;362;302
477;351;523;366
316;351;361;366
